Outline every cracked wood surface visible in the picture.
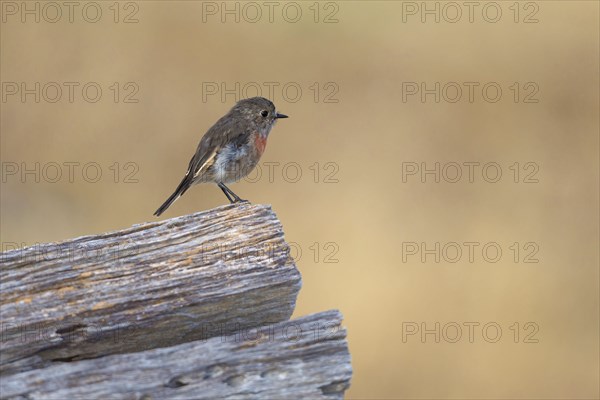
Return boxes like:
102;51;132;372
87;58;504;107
0;310;351;400
0;203;302;376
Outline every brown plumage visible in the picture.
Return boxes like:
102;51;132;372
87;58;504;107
154;97;288;216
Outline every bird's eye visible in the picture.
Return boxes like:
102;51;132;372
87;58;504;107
261;110;269;117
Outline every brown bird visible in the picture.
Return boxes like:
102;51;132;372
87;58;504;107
154;97;288;216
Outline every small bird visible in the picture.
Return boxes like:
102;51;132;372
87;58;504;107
154;97;288;216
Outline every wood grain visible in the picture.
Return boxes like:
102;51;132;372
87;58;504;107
1;310;351;400
0;204;302;376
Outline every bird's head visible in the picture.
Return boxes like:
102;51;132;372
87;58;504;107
232;97;288;130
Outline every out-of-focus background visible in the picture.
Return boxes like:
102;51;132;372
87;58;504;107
1;1;598;398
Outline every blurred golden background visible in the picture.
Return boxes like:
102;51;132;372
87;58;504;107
1;1;598;398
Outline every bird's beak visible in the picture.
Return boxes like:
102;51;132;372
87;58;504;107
276;113;288;119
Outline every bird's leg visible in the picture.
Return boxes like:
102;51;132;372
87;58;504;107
224;185;246;203
219;182;246;203
218;182;235;203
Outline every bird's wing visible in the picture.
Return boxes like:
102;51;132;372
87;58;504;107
153;117;252;216
186;119;252;180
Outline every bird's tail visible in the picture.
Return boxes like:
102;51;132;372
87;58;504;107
154;177;191;217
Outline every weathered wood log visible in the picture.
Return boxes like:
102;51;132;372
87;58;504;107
0;310;351;399
0;204;302;376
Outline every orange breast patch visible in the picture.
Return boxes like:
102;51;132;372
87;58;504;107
254;134;267;155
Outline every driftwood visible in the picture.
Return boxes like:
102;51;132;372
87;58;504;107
0;204;302;375
1;310;351;399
